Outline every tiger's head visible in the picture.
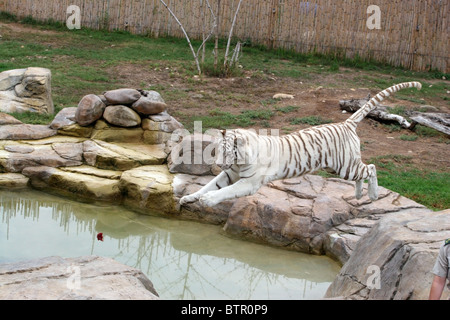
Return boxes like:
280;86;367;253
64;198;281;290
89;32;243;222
215;129;244;170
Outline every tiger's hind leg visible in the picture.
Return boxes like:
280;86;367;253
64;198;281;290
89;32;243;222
355;180;364;199
354;164;378;201
367;164;378;201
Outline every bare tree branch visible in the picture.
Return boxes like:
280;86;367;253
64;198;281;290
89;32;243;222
224;0;243;68
196;0;216;63
159;0;201;75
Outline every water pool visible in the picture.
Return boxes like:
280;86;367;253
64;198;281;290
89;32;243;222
0;189;340;300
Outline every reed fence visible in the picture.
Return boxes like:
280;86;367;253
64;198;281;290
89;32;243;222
0;0;448;72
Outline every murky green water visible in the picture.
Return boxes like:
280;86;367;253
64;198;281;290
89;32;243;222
0;189;340;300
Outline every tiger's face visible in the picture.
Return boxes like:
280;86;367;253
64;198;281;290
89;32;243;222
215;130;238;170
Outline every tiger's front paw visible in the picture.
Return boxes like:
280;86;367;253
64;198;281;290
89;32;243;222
199;192;220;207
179;194;199;206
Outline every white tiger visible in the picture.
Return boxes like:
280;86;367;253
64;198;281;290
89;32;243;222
179;81;422;207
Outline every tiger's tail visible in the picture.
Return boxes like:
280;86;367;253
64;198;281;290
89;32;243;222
346;81;422;124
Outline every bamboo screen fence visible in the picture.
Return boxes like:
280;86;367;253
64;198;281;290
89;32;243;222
0;0;448;72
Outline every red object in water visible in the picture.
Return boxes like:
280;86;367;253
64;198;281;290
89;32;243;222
97;233;104;241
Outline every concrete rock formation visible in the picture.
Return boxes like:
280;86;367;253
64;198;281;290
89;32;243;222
74;88;168;129
0;256;159;300
325;209;450;300
0;67;54;114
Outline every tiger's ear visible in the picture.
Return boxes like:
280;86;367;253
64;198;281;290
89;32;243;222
220;129;226;137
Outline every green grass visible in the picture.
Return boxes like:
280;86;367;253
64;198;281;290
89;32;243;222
399;134;418;141
370;155;449;210
7;110;60;125
276;105;300;113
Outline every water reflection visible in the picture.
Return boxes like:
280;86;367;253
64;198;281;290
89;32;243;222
0;190;340;299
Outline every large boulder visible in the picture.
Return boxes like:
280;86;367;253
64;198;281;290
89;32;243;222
75;94;106;127
0;112;22;125
142;112;184;145
119;165;176;216
103;88;141;105
131;90;167;115
82;139;166;171
325;209;450;300
0;143;82;173
49;107;77;130
0;124;56;140
168;133;221;176
0;67;54;114
22;165;122;202
103;105;141;127
0;256;159;300
0;173;29;189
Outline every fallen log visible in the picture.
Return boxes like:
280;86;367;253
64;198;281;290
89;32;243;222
408;112;450;136
339;97;413;128
339;98;449;136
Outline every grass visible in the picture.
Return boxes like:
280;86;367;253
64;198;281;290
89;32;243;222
276;105;300;113
369;155;449;211
7;110;60;125
399;134;418;141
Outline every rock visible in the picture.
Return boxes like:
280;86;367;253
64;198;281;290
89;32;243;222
0;112;22;125
0;68;26;91
49;107;77;129
0;67;54;114
4;144;35;154
0;173;29;189
75;94;106;127
168;133;219;176
57;123;93;138
172;174;232;224
82;140;166;171
325;209;450;300
0;144;82;173
22;166;122;202
103;88;141;105
60;165;122;180
142;112;184;133
52;142;84;161
119;165;176;215
131;90;167;115
90;120;144;143
103;105;141;127
143;130;173;145
0;124;56;140
0;256;159;300
142;113;184;145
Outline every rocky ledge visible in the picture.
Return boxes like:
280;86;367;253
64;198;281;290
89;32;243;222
0;88;449;299
0;256;159;300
